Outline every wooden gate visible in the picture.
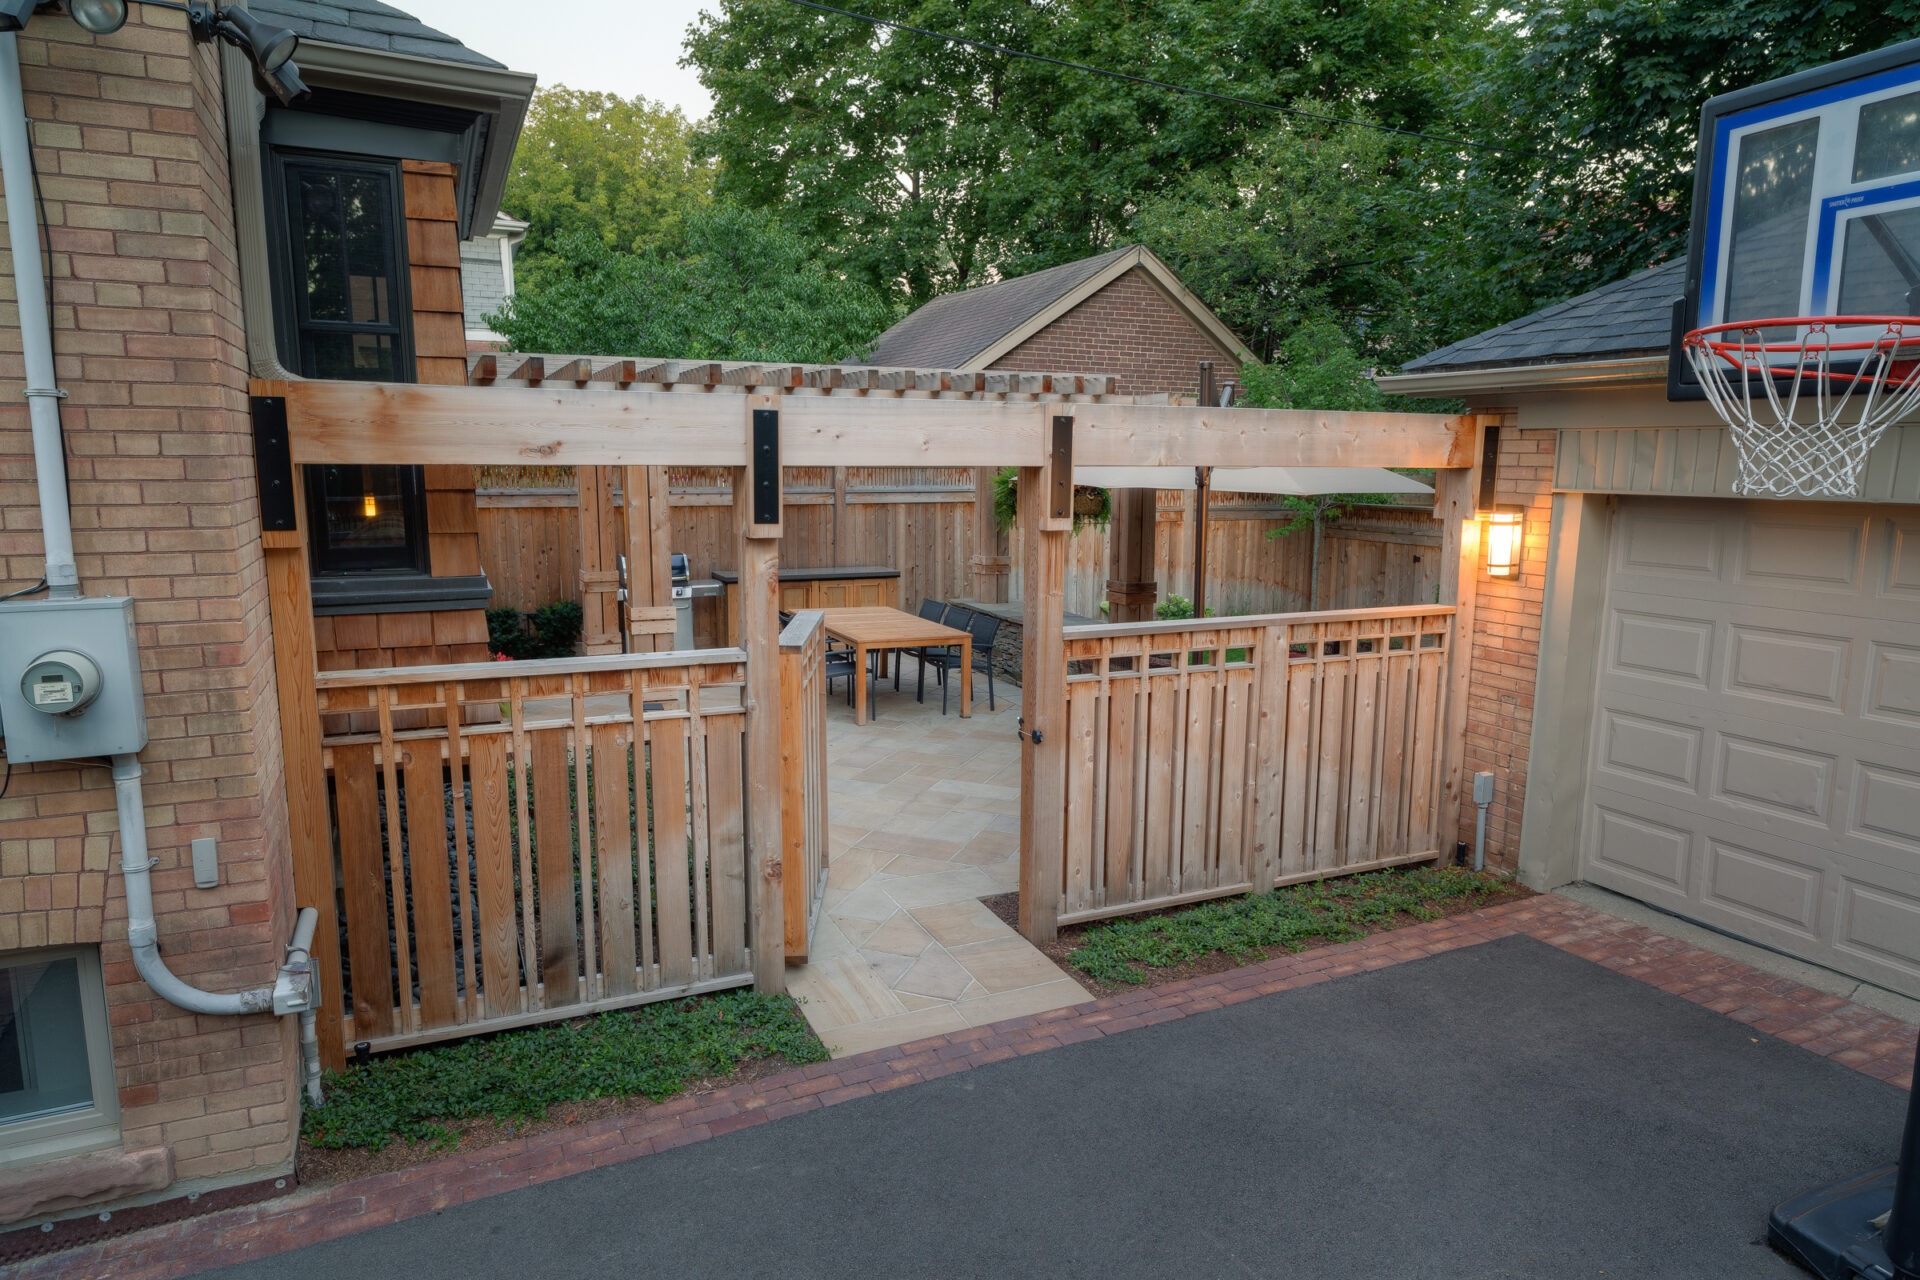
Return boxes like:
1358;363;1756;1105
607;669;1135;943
1049;605;1456;925
312;649;754;1054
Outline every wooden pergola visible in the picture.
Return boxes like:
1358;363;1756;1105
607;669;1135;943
254;359;1487;1065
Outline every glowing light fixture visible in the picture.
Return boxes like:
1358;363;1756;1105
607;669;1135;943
362;494;379;519
1484;505;1524;579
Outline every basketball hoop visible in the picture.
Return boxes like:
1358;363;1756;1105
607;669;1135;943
1681;316;1920;498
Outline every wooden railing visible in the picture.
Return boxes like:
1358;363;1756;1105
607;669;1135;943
778;611;832;961
313;648;753;1053
1055;605;1455;925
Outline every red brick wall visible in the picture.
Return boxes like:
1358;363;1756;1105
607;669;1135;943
0;11;299;1201
1459;414;1553;870
990;266;1241;396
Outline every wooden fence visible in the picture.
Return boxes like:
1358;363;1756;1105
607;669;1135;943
778;611;831;961
312;648;754;1053
1053;605;1455;925
476;471;1438;624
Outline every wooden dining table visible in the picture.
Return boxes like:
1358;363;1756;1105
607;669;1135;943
818;606;971;726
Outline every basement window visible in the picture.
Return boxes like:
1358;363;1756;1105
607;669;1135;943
0;948;119;1166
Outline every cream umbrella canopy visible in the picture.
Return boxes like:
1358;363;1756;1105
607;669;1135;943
1073;466;1434;614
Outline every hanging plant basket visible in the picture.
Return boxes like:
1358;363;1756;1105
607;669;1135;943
993;467;1110;534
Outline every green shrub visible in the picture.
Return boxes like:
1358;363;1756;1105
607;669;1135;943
487;599;585;660
1066;867;1508;985
302;990;828;1151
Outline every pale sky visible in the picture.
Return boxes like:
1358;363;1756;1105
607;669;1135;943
393;0;718;119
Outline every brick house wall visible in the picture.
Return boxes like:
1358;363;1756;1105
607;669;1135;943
990;267;1240;396
1458;413;1553;871
0;9;300;1209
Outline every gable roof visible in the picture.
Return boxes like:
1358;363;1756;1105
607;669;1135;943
1398;258;1685;375
251;0;505;69
864;244;1253;369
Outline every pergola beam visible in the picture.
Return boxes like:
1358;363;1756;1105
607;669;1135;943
260;378;1474;470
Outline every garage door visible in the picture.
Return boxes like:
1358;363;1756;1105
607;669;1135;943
1582;498;1920;997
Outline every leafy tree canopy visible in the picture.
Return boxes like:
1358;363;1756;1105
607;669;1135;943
684;0;1479;309
488;203;897;364
503;87;715;287
1453;1;1920;300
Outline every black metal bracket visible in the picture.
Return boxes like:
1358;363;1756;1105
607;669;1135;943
751;407;781;526
1476;420;1501;513
1016;716;1043;746
250;395;296;532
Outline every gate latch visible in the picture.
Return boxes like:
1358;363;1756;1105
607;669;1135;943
1016;716;1042;746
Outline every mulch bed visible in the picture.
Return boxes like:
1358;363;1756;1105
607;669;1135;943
982;878;1534;998
295;1055;794;1187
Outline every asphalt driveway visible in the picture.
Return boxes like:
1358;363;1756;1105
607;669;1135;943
207;935;1907;1279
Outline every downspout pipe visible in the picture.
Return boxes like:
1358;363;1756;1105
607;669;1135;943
0;31;79;599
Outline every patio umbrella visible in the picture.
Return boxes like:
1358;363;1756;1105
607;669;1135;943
1074;466;1435;614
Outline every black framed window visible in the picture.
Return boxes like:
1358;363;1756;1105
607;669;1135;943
274;153;427;577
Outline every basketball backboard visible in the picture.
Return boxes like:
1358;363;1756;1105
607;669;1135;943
1671;36;1920;399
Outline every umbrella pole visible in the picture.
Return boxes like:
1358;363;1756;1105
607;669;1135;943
1192;466;1211;619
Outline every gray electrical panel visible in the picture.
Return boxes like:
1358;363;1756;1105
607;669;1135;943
0;596;148;763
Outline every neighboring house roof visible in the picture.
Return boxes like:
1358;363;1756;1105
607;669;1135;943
1399;258;1686;375
864;244;1254;369
251;0;505;68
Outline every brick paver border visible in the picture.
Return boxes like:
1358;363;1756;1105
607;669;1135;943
13;894;1915;1279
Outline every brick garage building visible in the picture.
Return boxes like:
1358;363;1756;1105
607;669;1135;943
867;244;1256;618
0;0;530;1232
1384;256;1920;1004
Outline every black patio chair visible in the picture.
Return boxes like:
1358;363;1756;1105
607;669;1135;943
913;605;971;703
823;645;876;715
920;609;1000;713
895;598;949;690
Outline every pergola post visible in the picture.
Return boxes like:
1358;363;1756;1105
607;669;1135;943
1434;416;1489;859
738;399;786;990
970;466;1010;602
1105;487;1157;622
1018;413;1073;944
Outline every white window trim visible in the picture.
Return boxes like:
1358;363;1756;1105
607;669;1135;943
0;946;121;1168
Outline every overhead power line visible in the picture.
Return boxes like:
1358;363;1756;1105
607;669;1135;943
777;0;1531;157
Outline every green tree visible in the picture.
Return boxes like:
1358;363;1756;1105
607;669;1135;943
488;204;897;364
684;0;1485;307
503;87;714;287
1453;1;1920;301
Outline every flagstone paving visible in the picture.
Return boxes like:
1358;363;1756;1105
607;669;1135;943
787;674;1092;1056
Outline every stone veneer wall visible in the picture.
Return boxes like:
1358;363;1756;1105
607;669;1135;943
0;10;300;1213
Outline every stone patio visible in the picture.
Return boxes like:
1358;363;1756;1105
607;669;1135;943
786;668;1092;1056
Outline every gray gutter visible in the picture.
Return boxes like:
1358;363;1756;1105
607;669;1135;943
1376;355;1670;399
276;41;535;240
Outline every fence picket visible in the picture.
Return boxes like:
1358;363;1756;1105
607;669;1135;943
1053;605;1454;928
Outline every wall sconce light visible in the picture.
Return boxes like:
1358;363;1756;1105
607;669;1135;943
1484;505;1524;579
361;493;378;519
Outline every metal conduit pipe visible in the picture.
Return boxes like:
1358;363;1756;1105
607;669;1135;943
114;755;276;1015
0;31;78;599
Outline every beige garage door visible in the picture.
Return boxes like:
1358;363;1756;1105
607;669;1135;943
1582;498;1920;997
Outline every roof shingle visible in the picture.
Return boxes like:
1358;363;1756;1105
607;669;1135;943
863;247;1136;368
252;0;505;69
1401;258;1686;374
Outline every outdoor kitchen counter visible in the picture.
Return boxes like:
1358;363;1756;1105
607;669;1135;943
714;566;900;645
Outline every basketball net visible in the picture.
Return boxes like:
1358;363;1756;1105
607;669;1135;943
1681;316;1920;498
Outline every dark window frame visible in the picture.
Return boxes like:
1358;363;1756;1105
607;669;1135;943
267;149;430;580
